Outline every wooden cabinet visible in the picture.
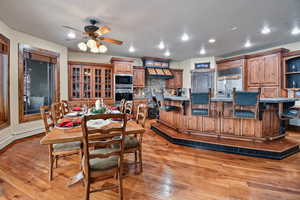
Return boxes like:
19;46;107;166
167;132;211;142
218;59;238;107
133;66;145;88
68;62;113;103
245;49;289;97
111;57;134;74
166;69;183;89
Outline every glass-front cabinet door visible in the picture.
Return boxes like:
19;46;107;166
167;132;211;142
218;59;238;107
68;63;113;101
70;65;81;99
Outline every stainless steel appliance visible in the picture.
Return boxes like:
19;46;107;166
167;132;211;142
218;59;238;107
115;74;133;103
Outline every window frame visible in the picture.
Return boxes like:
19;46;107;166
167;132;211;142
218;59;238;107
0;33;10;130
18;44;60;123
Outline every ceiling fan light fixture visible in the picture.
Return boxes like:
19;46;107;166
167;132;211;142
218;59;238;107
99;44;108;53
78;42;87;51
87;39;97;49
90;47;99;53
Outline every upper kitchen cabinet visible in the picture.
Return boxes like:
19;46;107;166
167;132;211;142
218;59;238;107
166;69;183;89
111;57;135;74
246;48;288;97
133;66;145;88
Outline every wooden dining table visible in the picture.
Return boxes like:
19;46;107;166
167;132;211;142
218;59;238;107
40;120;145;145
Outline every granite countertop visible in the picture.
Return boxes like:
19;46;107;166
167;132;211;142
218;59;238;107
211;97;296;103
164;96;296;103
164;96;190;101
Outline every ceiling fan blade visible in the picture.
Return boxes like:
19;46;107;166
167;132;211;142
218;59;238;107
95;26;111;36
62;25;83;33
99;37;123;45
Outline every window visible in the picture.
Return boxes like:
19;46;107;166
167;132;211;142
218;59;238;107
0;34;10;130
19;44;60;123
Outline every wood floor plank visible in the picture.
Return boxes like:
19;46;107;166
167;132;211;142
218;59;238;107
0;121;299;199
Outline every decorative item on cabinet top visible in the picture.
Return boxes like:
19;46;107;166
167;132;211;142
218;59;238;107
142;56;173;79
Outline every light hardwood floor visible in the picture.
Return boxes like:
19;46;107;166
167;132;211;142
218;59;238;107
0;122;300;200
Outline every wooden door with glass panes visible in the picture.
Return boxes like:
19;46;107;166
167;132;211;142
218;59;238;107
104;68;112;98
94;68;102;98
82;67;92;98
70;65;82;99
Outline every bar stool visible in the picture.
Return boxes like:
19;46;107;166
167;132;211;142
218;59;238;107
232;88;260;119
190;88;212;116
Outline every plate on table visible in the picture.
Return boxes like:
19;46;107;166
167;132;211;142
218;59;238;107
65;112;81;117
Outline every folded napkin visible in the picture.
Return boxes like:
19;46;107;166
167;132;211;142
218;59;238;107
58;119;81;128
87;119;111;129
73;107;82;111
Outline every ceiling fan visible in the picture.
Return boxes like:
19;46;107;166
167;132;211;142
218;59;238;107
63;19;123;53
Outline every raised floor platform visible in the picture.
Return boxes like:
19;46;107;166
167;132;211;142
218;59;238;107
151;122;300;160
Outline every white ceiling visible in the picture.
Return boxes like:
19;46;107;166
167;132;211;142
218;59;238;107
1;0;300;60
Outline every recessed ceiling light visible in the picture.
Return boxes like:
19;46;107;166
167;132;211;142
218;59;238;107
200;47;206;55
181;33;189;41
158;41;165;49
291;26;300;35
67;32;76;39
261;26;271;35
164;50;170;57
244;40;252;48
231;26;238;31
129;45;135;53
208;38;216;43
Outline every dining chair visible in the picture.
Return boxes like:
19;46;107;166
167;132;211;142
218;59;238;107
40;106;82;181
232;88;261;119
119;99;126;113
51;102;65;125
124;101;133;115
81;113;127;200
61;100;71;115
190;88;212;116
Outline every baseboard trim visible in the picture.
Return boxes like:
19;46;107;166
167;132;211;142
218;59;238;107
287;125;300;132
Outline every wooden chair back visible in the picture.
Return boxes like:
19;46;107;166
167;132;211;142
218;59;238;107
81;113;127;199
40;106;54;133
61;100;70;115
124;101;133;115
232;88;261;119
189;88;212;116
119;99;126;113
51;102;64;125
136;104;147;127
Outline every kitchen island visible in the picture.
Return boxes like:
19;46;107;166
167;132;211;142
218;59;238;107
151;96;299;159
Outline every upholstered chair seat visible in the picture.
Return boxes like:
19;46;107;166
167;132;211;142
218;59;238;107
192;108;209;115
88;148;119;171
113;136;139;149
53;141;81;152
234;110;255;119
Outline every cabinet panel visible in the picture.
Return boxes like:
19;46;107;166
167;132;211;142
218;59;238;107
263;54;279;85
114;62;133;74
166;69;183;89
247;57;264;85
133;68;145;88
70;65;81;100
82;67;92;98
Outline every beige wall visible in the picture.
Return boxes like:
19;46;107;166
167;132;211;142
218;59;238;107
0;20;68;149
170;56;216;89
68;51;142;66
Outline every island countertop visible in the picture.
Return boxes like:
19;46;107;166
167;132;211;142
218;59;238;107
164;96;296;103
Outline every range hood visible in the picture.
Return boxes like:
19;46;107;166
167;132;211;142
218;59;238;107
142;56;173;79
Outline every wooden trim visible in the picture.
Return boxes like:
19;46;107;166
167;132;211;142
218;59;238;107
133;66;144;69
110;57;135;63
18;44;60;123
170;68;183;72
68;61;113;68
141;56;171;62
0;33;10;131
245;48;289;59
283;50;300;57
216;55;246;64
217;48;289;64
